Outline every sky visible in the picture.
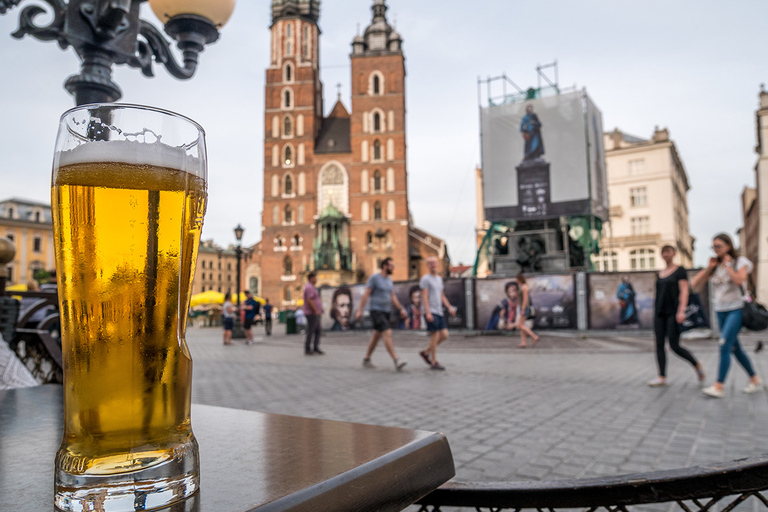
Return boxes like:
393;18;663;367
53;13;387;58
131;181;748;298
0;1;765;268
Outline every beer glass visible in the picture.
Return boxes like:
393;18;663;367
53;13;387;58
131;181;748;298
52;104;207;511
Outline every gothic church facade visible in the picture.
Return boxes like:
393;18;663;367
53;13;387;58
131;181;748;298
261;0;448;306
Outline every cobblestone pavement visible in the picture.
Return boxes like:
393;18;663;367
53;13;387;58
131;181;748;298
187;327;768;511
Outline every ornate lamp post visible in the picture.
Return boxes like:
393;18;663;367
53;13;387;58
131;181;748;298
0;0;235;105
232;223;245;339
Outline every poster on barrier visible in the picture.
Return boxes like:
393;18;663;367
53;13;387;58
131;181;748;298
588;272;655;329
475;275;576;330
319;284;366;331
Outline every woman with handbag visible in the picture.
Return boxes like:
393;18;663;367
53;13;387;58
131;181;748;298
516;274;540;348
692;234;765;398
649;245;705;387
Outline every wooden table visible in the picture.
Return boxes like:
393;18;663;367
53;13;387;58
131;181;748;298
0;385;454;511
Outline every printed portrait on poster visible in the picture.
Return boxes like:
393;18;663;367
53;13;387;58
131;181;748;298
588;273;655;329
320;284;367;331
475;275;576;330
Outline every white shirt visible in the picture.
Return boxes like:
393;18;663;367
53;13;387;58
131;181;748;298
711;256;753;312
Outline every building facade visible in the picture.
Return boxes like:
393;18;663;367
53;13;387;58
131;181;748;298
0;198;55;286
191;239;253;297
593;128;694;272
261;0;448;306
753;88;768;300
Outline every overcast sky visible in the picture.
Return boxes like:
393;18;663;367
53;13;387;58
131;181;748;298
0;1;765;267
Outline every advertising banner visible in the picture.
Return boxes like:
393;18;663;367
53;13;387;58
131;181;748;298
475;275;577;331
481;90;596;222
588;272;656;329
320;278;468;331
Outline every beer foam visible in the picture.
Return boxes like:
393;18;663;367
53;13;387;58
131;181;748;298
57;139;204;175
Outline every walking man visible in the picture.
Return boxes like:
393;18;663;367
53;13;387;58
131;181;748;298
263;299;273;336
356;258;408;371
303;272;324;355
243;291;260;345
419;256;456;370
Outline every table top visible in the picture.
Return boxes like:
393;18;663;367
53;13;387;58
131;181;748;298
0;385;454;511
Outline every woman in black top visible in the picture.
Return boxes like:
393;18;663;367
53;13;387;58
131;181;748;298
649;245;705;387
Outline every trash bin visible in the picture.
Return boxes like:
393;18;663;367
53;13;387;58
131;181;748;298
286;309;297;335
278;310;287;324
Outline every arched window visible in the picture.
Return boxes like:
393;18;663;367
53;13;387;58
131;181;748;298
249;277;259;294
372;112;381;132
284;62;293;82
373;201;382;221
366;232;373;246
302;25;310;58
373;140;381;161
284;205;293;224
284;256;293;275
630;248;655;270
283;89;292;109
293;234;301;246
283;116;292;137
373;170;382;192
284;174;293;195
276;235;285;247
285;40;293;56
285;22;292;38
372;74;381;95
283;145;293;166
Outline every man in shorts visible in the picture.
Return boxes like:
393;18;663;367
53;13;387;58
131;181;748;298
419;256;457;370
243;291;260;345
356;257;408;371
303;272;324;355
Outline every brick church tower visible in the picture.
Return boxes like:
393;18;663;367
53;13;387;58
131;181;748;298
261;0;448;307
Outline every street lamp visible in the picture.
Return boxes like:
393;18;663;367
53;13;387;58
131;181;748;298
232;223;245;339
0;0;235;105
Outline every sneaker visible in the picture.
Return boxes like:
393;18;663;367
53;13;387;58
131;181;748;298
305;350;314;356
245;339;254;346
362;358;375;368
430;362;446;371
702;385;724;398
419;350;432;366
395;359;408;371
648;377;667;387
743;377;766;394
314;349;325;355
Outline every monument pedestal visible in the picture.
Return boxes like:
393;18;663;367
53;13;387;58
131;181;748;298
516;159;551;219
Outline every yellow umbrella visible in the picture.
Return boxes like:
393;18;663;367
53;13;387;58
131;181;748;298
189;290;266;307
5;283;27;292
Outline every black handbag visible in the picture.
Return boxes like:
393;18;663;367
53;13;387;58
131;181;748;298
679;293;710;332
738;271;768;331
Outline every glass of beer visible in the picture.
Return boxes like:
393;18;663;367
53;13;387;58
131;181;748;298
52;104;207;511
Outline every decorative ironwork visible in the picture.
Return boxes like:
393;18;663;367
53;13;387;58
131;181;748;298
1;0;222;104
416;454;768;512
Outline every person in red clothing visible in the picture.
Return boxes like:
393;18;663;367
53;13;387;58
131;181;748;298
303;272;324;355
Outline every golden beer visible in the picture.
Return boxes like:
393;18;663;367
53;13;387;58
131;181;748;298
52;105;207;512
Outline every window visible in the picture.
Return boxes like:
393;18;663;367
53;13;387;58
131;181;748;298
630;248;655;270
293;234;301;246
33;237;41;252
227;263;232;271
594;251;618;272
372;112;381;132
285;205;293;224
284;63;293;82
302;25;309;57
630;187;647;207
373;170;382;192
284;145;293;166
283;116;292;137
284;286;292;302
373;140;381;161
372;74;381;95
6;207;13;218
285;23;292;38
283;89;292;109
630;216;650;235
286;40;293;57
34;211;40;222
284;174;293;195
366;232;373;246
249;277;259;294
276;236;285;247
284;256;293;275
628;159;645;175
373;201;382;221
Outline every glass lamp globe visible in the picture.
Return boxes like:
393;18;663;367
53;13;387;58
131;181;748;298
149;0;236;28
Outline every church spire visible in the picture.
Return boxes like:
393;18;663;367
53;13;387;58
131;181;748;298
271;0;320;24
352;0;402;54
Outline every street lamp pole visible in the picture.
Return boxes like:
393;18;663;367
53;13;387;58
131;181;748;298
232;223;245;339
0;0;236;105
